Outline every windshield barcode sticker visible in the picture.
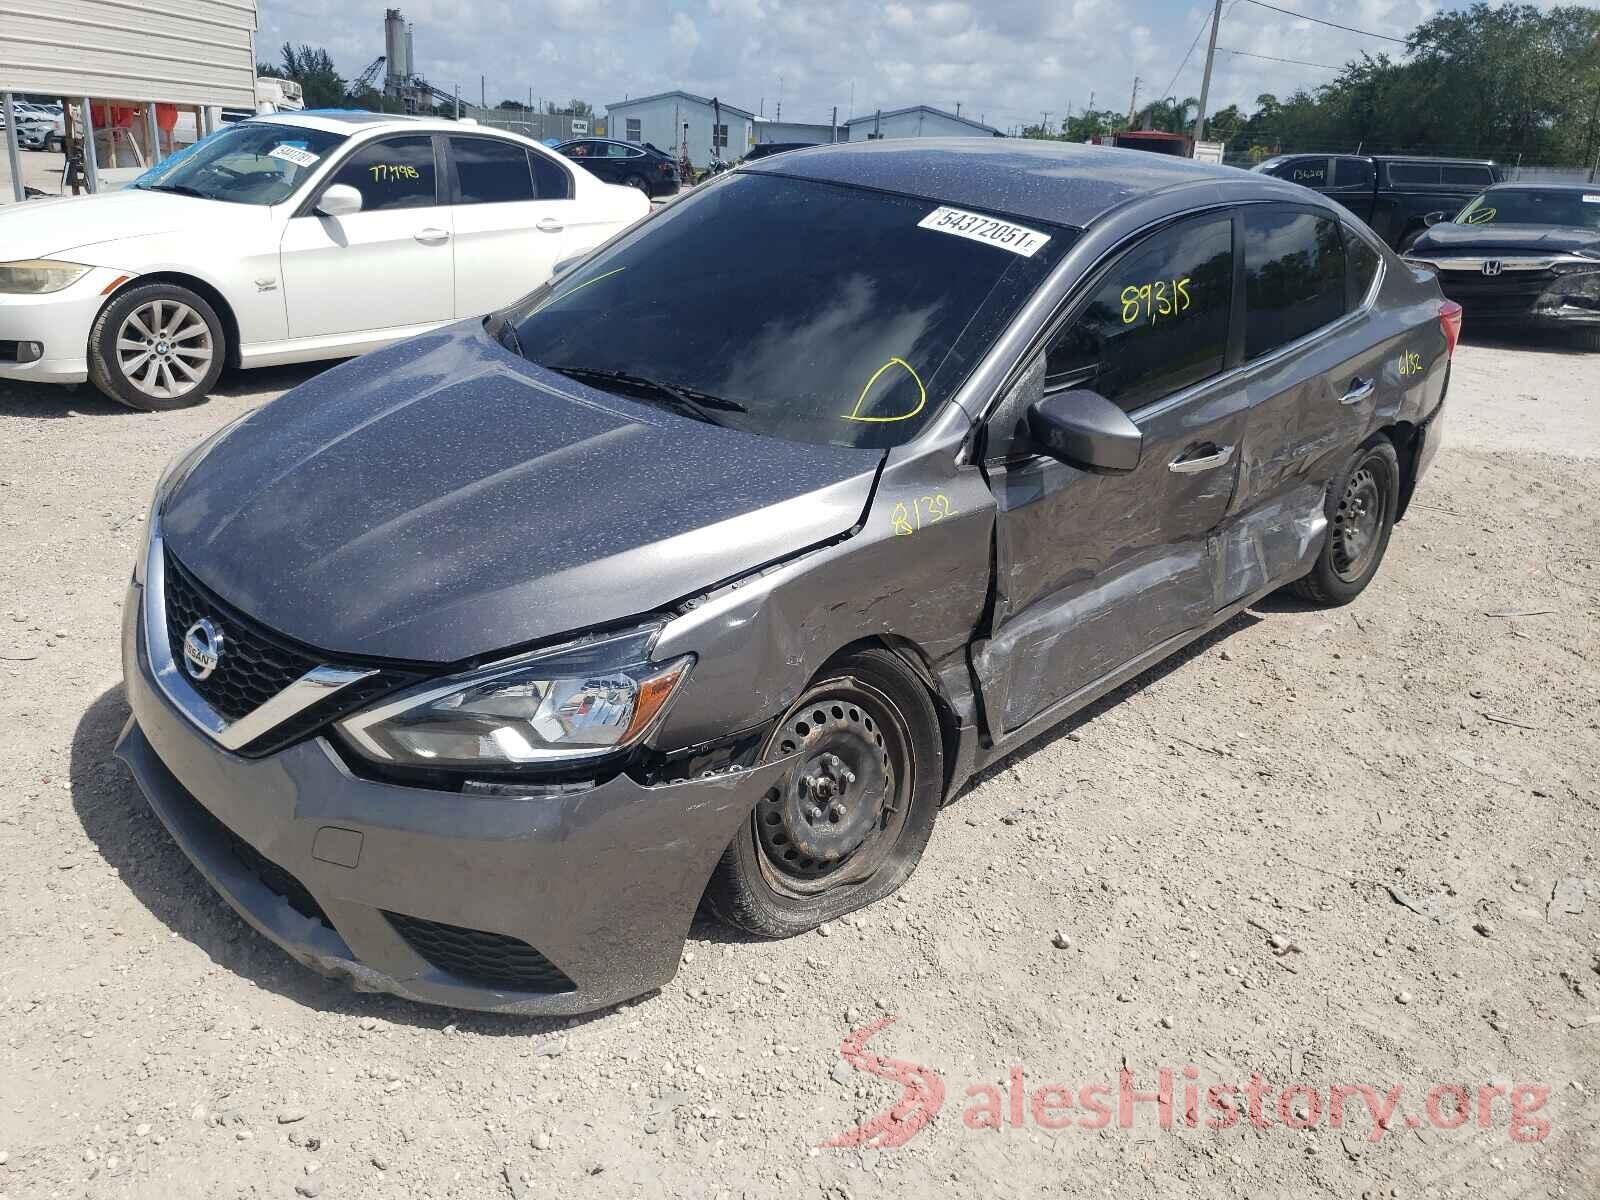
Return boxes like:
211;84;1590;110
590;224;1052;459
269;145;320;169
1585;194;1600;204
918;207;1051;257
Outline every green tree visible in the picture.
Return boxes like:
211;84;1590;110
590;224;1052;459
278;43;346;109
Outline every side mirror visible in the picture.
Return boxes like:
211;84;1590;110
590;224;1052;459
1422;210;1446;228
316;183;363;218
1026;389;1142;472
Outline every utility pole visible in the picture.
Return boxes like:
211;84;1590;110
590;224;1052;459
1126;76;1141;125
830;105;837;143
955;101;961;117
1041;111;1051;135
1192;0;1224;144
479;75;485;109
453;83;460;120
776;74;783;122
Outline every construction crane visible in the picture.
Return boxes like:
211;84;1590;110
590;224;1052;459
351;56;386;92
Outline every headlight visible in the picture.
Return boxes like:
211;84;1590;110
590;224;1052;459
337;625;692;771
0;259;92;294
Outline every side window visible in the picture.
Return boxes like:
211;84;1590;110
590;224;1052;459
1388;162;1440;186
1243;209;1348;359
324;135;437;211
1287;158;1330;188
1442;164;1492;186
528;150;573;200
451;137;534;204
606;142;633;158
1045;217;1233;413
1332;157;1374;189
1345;225;1381;309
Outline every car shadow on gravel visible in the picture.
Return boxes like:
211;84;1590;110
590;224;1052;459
1460;328;1592;356
0;379;129;418
71;685;621;1035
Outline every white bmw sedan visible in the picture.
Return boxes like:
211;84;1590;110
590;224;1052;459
0;112;649;409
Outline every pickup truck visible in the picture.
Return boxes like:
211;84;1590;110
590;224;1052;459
1253;154;1502;250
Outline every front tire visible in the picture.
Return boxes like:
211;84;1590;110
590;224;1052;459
704;648;944;938
88;283;224;410
1290;434;1401;606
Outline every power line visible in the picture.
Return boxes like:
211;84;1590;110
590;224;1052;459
1240;0;1409;45
1159;8;1215;102
1218;46;1345;70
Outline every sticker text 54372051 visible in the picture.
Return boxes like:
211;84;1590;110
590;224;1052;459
918;207;1051;258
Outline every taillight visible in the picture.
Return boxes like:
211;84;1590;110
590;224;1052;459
1439;299;1463;358
659;161;674;174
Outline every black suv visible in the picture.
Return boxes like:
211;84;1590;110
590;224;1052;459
744;142;815;162
1254;155;1501;250
556;138;680;197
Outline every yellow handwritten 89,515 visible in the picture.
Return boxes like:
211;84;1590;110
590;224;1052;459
369;163;421;182
1120;278;1191;325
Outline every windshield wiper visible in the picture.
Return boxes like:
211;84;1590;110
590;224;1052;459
139;183;210;200
548;366;747;425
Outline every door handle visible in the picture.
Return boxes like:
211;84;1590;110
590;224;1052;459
1340;377;1376;405
536;217;565;233
1168;444;1234;474
414;228;450;245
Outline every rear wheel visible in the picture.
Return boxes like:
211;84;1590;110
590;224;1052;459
624;174;651;194
88;283;224;411
1290;435;1400;606
704;648;943;938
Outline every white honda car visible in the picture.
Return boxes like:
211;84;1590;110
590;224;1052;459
0;112;649;409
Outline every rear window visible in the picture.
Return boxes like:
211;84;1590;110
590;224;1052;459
1387;162;1441;186
1442;164;1494;186
501;172;1074;449
451;137;534;204
1243;208;1348;359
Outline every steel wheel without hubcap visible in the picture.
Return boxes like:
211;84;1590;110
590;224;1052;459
116;299;213;402
1329;463;1385;582
753;679;912;897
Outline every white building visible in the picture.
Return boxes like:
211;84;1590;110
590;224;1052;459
603;90;756;169
845;105;1002;142
753;118;845;146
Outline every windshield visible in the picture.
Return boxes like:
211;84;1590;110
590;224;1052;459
132;122;347;206
1456;189;1600;232
499;171;1073;448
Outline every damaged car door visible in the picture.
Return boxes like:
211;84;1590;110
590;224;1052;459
972;213;1243;736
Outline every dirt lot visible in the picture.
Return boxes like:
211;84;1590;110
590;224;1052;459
0;335;1596;1200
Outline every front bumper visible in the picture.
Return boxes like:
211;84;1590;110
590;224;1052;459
114;580;788;1014
0;266;125;385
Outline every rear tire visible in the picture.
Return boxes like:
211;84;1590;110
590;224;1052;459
625;174;650;194
704;648;943;938
88;283;225;411
1573;327;1600;353
1289;435;1400;606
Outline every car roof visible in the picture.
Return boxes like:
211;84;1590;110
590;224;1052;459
1370;155;1497;166
740;138;1271;231
249;111;555;146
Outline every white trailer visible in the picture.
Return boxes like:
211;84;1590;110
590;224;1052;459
1;0;259;200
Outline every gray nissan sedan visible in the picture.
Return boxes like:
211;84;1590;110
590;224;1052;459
116;140;1457;1014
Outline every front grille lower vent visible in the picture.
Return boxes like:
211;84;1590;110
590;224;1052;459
384;912;576;993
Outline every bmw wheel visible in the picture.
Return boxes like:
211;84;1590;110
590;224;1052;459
88;283;225;411
704;648;943;937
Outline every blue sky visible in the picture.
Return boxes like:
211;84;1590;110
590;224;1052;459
257;0;1593;131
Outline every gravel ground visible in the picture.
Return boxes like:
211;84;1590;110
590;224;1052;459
0;335;1596;1200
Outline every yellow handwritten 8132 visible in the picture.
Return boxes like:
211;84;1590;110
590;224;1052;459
1120;278;1191;325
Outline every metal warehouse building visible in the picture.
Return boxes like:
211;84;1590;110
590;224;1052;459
753;118;845;146
2;0;259;199
602;90;756;169
846;105;1002;141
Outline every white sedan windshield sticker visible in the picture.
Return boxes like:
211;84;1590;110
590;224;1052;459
917;207;1051;258
269;145;321;169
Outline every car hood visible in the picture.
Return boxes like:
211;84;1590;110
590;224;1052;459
1411;222;1600;258
0;188;246;261
161;323;883;664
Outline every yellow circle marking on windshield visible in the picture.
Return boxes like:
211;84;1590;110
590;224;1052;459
527;267;627;317
844;357;926;423
1463;207;1496;224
